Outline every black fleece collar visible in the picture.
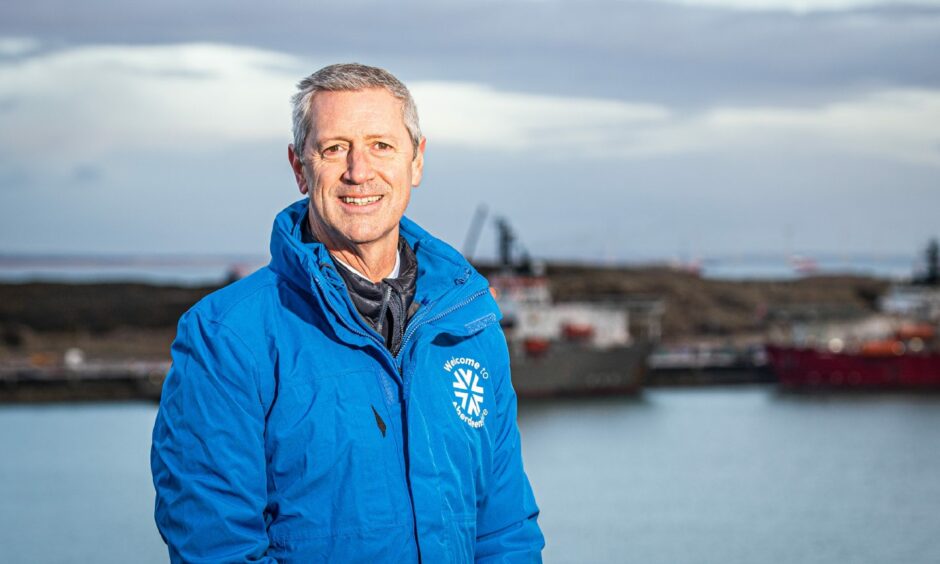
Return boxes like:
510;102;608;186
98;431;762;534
301;219;418;354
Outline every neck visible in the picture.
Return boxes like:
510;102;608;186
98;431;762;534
308;215;399;284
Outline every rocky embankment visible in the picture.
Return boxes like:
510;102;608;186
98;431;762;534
531;263;888;337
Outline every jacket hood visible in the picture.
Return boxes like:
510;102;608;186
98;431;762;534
269;199;498;337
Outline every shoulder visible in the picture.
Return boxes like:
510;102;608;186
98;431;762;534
185;266;285;327
166;268;287;408
175;266;302;368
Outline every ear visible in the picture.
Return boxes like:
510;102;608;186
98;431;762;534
411;136;427;187
288;144;309;195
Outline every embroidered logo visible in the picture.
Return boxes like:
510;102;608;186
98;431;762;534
443;356;489;428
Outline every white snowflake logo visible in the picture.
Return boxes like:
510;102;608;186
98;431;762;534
443;356;488;428
453;368;484;416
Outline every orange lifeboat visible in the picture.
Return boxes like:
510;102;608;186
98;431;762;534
859;340;905;357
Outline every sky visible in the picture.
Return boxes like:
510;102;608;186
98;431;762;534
1;0;939;265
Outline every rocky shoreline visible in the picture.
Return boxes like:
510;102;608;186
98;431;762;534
0;265;891;401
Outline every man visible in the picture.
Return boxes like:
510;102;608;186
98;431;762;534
151;63;544;563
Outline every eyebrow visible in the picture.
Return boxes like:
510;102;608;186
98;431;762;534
315;132;401;146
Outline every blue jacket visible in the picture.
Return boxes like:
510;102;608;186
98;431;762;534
151;199;544;563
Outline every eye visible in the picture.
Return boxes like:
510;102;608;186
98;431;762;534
320;144;346;157
373;141;393;151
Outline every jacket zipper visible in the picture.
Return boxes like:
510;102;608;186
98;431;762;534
375;285;393;334
313;271;489;562
311;273;490;373
392;286;487;564
393;288;489;363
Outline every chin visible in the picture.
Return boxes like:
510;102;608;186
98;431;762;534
343;226;395;246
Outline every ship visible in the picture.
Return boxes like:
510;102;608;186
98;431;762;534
478;217;656;397
766;322;940;389
767;239;940;390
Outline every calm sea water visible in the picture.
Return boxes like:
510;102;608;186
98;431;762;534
0;252;918;284
1;387;939;563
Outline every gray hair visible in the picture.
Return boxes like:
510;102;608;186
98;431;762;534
291;63;422;160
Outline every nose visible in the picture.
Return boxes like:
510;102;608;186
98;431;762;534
343;145;376;185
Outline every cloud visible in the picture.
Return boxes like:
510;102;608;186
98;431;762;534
4;1;940;111
0;39;936;257
613;88;940;166
0;36;40;57
413;82;671;152
1;40;938;186
689;89;940;165
417;81;940;166
0;42;308;174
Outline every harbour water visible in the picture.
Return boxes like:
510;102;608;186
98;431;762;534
0;252;918;285
2;387;939;563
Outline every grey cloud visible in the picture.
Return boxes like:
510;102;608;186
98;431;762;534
102;62;219;80
2;1;939;109
1;1;937;259
1;106;936;258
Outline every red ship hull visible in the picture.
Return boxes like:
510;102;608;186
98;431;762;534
766;345;940;389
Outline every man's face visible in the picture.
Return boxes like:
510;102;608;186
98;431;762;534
289;88;425;253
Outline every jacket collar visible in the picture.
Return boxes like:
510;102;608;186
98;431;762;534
268;199;498;337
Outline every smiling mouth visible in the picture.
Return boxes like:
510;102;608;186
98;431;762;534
340;195;383;206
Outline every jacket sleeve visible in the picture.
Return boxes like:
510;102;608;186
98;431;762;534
151;310;275;564
474;332;545;563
